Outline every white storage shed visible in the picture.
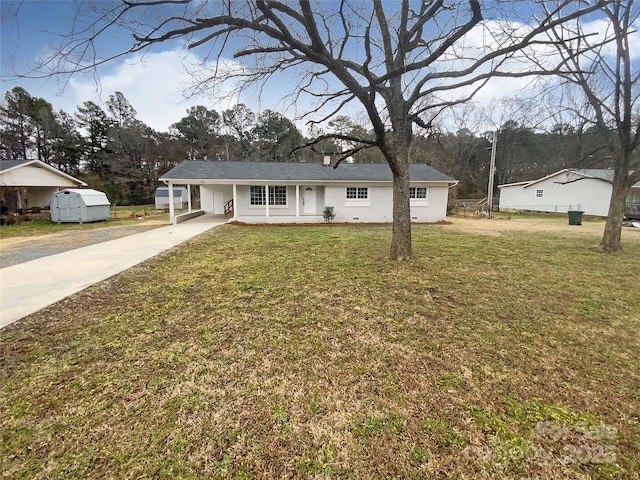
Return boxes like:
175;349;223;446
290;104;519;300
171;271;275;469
50;189;110;223
155;186;188;209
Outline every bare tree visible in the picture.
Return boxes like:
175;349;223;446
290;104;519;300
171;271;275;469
542;0;639;252
18;0;609;259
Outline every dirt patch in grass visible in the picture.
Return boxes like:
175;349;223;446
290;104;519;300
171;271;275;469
447;214;640;241
1;224;638;478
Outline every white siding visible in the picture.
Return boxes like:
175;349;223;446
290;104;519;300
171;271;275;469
200;185;233;214
198;182;450;223
499;176;612;216
233;185;296;217
26;187;58;208
414;185;449;222
200;185;215;212
324;184;449;223
324;185;390;222
0;165;80;187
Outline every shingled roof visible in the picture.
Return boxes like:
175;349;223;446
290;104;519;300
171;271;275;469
160;161;456;183
1;159;33;172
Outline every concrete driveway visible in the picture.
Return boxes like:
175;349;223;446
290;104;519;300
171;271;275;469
0;214;225;329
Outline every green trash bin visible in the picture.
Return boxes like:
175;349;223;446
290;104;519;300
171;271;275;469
568;210;584;225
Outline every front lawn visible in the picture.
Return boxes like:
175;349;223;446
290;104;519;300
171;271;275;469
1;224;638;478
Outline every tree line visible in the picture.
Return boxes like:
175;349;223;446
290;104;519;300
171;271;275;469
0;87;308;204
1;86;622;206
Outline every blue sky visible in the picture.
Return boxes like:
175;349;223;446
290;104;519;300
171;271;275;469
1;1;289;132
1;1;635;134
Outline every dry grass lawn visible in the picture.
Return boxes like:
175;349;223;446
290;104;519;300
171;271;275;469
1;220;639;479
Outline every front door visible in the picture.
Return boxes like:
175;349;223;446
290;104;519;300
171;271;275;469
303;187;316;215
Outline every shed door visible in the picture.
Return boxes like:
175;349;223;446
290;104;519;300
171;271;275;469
57;195;70;221
58;194;82;221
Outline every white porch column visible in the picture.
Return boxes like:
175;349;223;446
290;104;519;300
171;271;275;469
296;185;300;217
187;184;192;213
168;182;175;224
265;183;270;217
232;184;238;218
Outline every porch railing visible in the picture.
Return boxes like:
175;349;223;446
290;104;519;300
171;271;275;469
224;199;234;218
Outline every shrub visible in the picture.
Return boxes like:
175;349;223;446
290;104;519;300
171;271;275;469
323;206;336;223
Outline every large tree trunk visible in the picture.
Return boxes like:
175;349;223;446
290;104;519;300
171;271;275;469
600;171;629;252
390;164;412;260
388;125;413;260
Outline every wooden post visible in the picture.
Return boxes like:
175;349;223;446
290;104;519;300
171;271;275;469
487;130;497;219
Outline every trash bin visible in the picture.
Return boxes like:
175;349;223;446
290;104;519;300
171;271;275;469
568;210;584;225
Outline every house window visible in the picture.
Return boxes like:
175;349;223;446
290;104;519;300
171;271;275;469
250;186;287;206
410;187;428;199
536;189;544;198
346;187;368;199
269;186;287;205
250;186;266;205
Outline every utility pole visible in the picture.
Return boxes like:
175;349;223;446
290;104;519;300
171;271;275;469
487;130;497;219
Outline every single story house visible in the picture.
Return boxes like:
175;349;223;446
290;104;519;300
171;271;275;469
159;160;457;224
498;169;640;218
0;159;87;214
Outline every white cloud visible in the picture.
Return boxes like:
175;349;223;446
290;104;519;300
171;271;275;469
419;13;640;131
66;49;244;132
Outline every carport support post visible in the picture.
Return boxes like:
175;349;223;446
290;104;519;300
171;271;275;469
232;184;237;218
168;182;176;224
187;184;192;213
265;183;270;218
296;185;300;217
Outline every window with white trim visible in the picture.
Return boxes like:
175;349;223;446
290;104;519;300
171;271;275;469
346;187;368;199
535;189;544;198
250;186;265;205
269;186;287;205
250;186;287;206
410;187;428;199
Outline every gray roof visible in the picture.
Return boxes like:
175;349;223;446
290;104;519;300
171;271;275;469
501;168;639;189
0;159;31;172
160;161;456;183
576;169;639;187
572;169;615;181
155;187;188;197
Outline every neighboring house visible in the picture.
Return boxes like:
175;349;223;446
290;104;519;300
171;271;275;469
155;186;189;210
0;160;87;214
159;160;457;224
498;169;640;218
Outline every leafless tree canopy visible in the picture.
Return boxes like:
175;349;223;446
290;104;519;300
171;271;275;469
14;0;616;259
29;2;606;145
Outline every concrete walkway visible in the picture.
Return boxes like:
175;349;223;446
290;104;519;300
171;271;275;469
0;214;225;329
